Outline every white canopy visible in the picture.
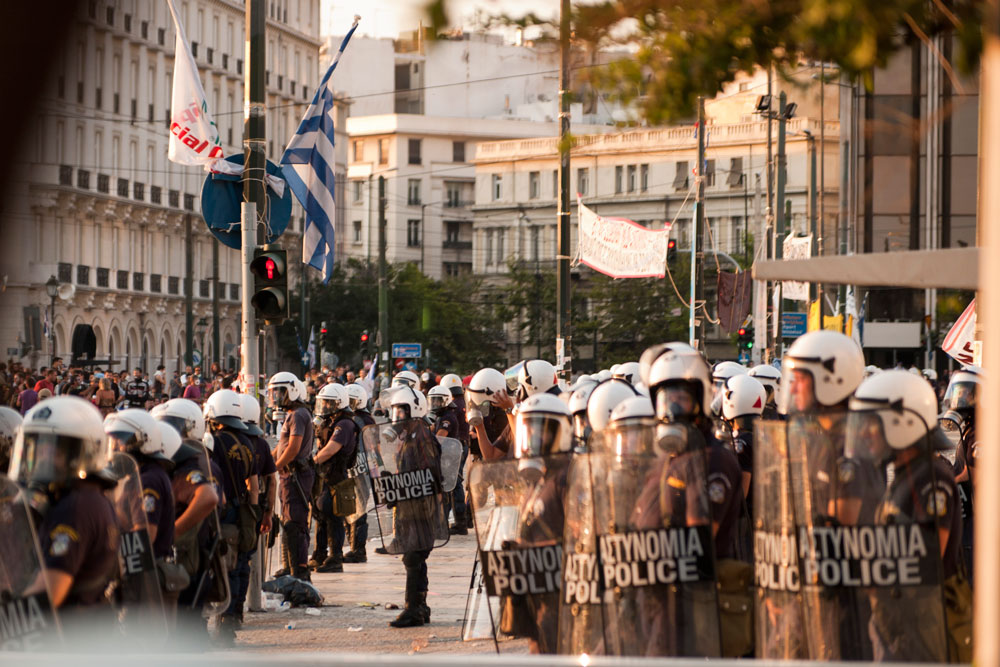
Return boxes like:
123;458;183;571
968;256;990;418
752;247;978;290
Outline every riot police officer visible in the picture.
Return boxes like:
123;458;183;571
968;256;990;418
204;388;258;643
239;392;277;544
312;383;360;573
344;383;374;563
748;364;782;420
719;374;766;503
438;374;471;534
567;380;598;451
467;367;515;460
10;397;119;622
427;385;464;535
267;372;314;583
942;367;980;581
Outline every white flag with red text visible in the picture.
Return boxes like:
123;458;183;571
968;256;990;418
165;0;223;167
941;299;977;365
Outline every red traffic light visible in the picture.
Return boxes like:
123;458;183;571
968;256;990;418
360;333;369;342
738;327;747;336
320;327;328;334
667;239;676;249
265;258;276;279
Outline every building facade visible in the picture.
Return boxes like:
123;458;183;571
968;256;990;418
472;70;841;364
0;0;330;375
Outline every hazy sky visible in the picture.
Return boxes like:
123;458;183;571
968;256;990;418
321;0;558;39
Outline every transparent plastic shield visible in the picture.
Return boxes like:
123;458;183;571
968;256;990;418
468;454;571;654
362;420;449;554
341;437;374;523
557;454;605;656
752;421;806;660
438;437;462;493
598;419;657;457
590;436;721;657
108;453;166;636
786;413;947;661
461;558;507;643
0;475;62;650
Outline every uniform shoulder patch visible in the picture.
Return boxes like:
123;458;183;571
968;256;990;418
667;476;686;490
709;480;727;504
186;470;207;485
143;493;157;514
49;524;79;557
837;460;855;484
926;489;950;517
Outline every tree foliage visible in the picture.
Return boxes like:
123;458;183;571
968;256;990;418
426;0;985;123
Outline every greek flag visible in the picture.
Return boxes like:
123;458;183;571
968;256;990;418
280;19;359;283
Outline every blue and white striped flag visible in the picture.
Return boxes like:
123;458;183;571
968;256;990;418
280;18;360;283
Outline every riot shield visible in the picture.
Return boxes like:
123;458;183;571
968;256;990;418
439;436;462;493
469;454;571;654
461;557;506;642
0;476;61;651
108;453;167;635
590;438;721;657
557;454;605;655
753;420;806;660
340;438;374;524
362;419;449;554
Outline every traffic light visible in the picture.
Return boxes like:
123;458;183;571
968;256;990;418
667;238;677;263
360;330;370;357
737;327;754;350
250;245;289;324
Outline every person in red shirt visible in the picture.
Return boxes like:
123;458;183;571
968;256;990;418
33;369;56;394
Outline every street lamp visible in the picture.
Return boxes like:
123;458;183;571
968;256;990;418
195;317;209;369
45;275;59;361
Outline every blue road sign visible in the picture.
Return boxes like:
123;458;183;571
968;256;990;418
392;343;423;359
781;312;808;338
201;154;292;250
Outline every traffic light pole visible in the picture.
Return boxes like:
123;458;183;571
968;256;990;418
555;0;572;377
378;176;388;377
242;0;266;613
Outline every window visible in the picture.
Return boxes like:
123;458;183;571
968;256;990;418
705;159;716;187
150;274;162;293
727;157;744;187
352;180;363;202
352;139;363;161
577;168;589;196
150;186;161;204
673;161;689;190
97;268;109;288
408;138;421;165
627;165;637;193
552;170;558;198
444;263;460;277
530;226;540;260
495;229;505;264
446;221;460;243
529;171;540;199
453;141;465;162
133;272;144;291
407;179;421;206
133;182;144;201
76;265;89;286
407;219;421;247
158;28;165;46
353;220;362;244
615;166;623;194
377;139;387;165
491;174;502;201
229;284;239;300
184;194;195;210
485;230;494;265
732;217;744;254
199;280;209;297
57;263;72;283
168;276;180;295
641;164;649;192
446;182;462;207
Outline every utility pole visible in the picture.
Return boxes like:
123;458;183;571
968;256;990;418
693;97;707;348
184;213;193;366
242;0;266;613
752;173;765;363
773;91;788;355
819;62;827;329
765;68;774;357
378;175;388;375
212;237;220;370
555;0;572;376
300;261;308;372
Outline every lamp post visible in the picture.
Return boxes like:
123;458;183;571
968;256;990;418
195;317;209;370
45;275;59;362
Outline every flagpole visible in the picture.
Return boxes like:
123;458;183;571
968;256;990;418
243;0;266;613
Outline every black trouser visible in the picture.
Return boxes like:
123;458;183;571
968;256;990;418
317;482;345;560
402;549;431;601
348;514;368;553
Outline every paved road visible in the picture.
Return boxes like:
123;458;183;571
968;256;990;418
233;527;529;654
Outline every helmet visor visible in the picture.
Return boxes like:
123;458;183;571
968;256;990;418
107;428;141;454
349;396;363;411
844;410;891;463
267;386;289;408
654;383;699;422
778;363;817;415
13;433;88;487
515;413;571;458
392;406;411;423
429;395;449;411
602;418;657;457
158;414;191;439
944;380;978;411
315;397;337;417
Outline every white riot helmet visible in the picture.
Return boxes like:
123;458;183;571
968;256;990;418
267;371;303;407
155;398;206;441
106;408;167;460
612;361;641;385
568;381;598;445
721;375;766;421
586;379;641;434
516;359;558;401
390;385;428;422
515;393;572;458
780;331;865;414
427;385;453;412
439;373;464;397
748;364;782;408
594;369;613;383
467;367;506;410
347;383;370;412
157;420;183;461
943;367;981;415
10;397;110;488
922;368;938;382
392;371;419;388
648;351;714;423
864;365;880;378
0;406;23;472
604;395;657;456
238;393;265;436
713;361;748;390
847;370;941;462
315;383;350;417
639;342;699;386
204;389;249;431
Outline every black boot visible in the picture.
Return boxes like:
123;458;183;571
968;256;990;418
417;592;430;623
449;515;468;535
273;526;292;577
217;614;238;646
374;546;388;555
343;550;367;563
316;554;343;573
389;593;426;628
